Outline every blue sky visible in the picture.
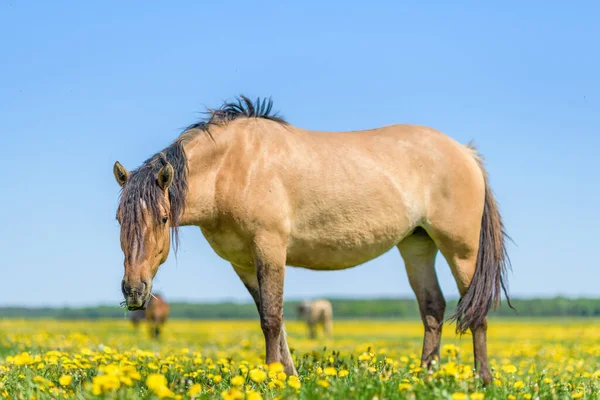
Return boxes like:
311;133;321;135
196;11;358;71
1;1;598;307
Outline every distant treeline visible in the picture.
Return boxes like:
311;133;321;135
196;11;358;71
3;297;600;320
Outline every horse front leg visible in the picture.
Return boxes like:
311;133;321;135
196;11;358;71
232;259;297;375
253;236;292;371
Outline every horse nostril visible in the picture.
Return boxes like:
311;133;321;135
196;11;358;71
121;280;128;295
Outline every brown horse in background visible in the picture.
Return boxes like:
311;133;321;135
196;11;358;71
128;294;170;339
113;96;512;383
145;293;170;339
297;299;333;339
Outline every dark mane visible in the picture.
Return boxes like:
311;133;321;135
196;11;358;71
184;95;287;133
117;95;285;253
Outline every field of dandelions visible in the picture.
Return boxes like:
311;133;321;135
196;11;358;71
1;318;600;399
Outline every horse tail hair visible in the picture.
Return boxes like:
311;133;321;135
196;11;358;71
453;142;514;334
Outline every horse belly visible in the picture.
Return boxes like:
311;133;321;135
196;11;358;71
286;220;411;270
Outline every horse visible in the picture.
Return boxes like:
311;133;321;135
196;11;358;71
297;299;333;339
145;293;170;339
113;95;512;383
127;293;170;338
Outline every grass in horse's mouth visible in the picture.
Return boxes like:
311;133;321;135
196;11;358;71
119;301;128;318
119;294;156;313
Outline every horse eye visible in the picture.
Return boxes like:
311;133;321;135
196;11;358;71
162;216;169;224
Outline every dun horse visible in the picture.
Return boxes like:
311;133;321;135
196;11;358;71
128;294;170;339
113;96;511;383
297;300;333;339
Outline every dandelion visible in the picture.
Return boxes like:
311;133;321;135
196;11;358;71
146;374;168;390
268;362;284;373
246;390;263;400
288;376;301;390
58;375;72;386
324;367;337;376
188;383;202;396
502;364;518;374
146;374;174;399
442;344;459;359
451;392;467;400
339;369;349;377
317;379;330;388
13;352;33;366
230;376;245;386
221;388;244;400
513;380;525;389
249;369;267;383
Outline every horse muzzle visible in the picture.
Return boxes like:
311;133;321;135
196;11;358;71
122;279;151;310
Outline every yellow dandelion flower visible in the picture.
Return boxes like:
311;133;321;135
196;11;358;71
249;369;267;383
246;390;263;400
58;375;72;386
221;388;244;400
398;383;413;391
470;392;485;400
146;374;168;390
339;370;349;377
451;392;467;400
324;367;337;376
317;379;330;388
268;362;284;373
188;383;202;396
502;364;517;374
513;380;525;389
14;352;33;366
230;376;245;386
288;376;301;390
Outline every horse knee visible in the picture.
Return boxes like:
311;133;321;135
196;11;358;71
261;315;282;335
421;292;446;330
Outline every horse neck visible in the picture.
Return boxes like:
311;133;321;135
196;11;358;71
177;130;228;227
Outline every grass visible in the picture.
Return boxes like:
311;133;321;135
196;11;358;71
1;318;600;399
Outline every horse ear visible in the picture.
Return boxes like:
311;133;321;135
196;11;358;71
113;161;129;187
157;163;174;190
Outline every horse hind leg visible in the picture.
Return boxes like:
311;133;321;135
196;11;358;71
398;227;445;369
430;228;493;385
